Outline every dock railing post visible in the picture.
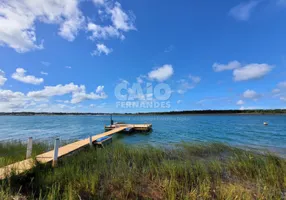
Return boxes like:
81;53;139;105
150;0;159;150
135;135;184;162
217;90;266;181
89;135;93;147
52;138;60;167
26;137;33;159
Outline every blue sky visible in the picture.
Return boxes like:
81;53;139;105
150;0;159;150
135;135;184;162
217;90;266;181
0;0;286;113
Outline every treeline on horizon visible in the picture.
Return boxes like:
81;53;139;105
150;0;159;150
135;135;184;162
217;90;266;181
0;109;286;116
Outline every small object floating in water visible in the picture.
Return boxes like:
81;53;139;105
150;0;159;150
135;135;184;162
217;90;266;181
264;122;268;126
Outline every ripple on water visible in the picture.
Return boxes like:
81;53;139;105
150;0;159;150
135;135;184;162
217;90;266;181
0;115;285;156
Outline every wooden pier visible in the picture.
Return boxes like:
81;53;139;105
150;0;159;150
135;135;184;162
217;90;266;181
105;123;152;131
0;124;152;180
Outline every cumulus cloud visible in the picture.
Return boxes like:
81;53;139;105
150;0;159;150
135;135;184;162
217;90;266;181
148;64;174;82
243;89;261;100
12;68;44;85
27;83;83;98
229;1;259;21
71;89;107;104
27;83;107;103
96;85;104;93
236;100;245;105
0;0;84;53
233;63;272;81
213;61;241;72
107;2;136;32
87;1;135;44
87;23;124;40
0;0;136;54
0;82;108;111
0;70;7;86
91;44;113;56
281;97;286;102
0;89;31;112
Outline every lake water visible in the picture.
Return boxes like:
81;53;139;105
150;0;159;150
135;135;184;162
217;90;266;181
0;115;286;156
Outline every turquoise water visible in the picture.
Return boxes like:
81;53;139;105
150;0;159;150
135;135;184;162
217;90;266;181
0;115;286;156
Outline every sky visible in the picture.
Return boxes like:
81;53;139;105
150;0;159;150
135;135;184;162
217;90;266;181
0;0;286;113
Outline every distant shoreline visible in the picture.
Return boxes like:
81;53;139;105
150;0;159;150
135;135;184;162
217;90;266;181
0;109;286;116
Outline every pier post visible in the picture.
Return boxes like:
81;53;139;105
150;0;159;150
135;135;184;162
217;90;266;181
89;135;93;147
26;137;33;159
52;138;60;167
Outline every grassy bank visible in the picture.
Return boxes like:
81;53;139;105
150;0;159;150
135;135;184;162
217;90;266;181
0;142;286;199
0;141;48;168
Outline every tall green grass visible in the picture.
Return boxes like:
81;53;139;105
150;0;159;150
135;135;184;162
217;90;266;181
0;141;48;167
0;142;285;199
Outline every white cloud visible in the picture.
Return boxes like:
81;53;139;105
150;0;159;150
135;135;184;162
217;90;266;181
0;0;84;53
27;83;107;104
27;83;82;98
87;0;136;40
0;70;7;86
87;1;135;43
233;63;272;81
148;64;174;82
71;88;107;104
12;68;44;85
107;2;136;32
236;100;245;105
87;23;124;40
229;1;259;21
177;100;182;104
96;85;104;93
0;83;108;111
0;89;31;112
40;71;48;75
91;44;113;56
65;66;72;69
243;89;261;99
213;60;241;72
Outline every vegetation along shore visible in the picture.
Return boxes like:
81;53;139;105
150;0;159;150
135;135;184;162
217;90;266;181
0;141;286;199
0;109;286;116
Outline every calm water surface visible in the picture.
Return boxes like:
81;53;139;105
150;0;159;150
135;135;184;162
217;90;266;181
0;115;285;156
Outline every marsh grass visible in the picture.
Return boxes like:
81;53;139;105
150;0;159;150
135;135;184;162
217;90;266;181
0;142;286;199
0;141;48;168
